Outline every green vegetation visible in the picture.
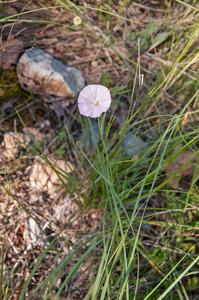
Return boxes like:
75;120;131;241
0;0;199;299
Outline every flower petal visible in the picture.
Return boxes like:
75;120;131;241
80;85;96;103
78;84;111;118
90;107;100;118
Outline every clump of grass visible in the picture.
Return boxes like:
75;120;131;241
1;1;199;299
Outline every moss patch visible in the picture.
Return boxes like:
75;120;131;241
0;69;21;98
0;70;57;132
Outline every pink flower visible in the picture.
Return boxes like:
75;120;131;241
78;84;111;118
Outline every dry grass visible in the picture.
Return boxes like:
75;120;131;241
0;0;199;299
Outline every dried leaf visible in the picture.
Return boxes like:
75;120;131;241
29;158;74;193
23;217;49;249
23;127;44;144
0;38;24;70
149;32;168;48
167;149;197;189
3;132;24;159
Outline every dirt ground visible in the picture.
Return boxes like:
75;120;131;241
0;0;199;299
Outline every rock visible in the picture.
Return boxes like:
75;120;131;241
0;38;24;70
121;133;149;159
17;47;85;100
23;217;49;248
29;158;74;193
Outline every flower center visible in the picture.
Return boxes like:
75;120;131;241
95;101;99;106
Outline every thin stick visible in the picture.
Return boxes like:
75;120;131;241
138;37;141;86
14;119;16;135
